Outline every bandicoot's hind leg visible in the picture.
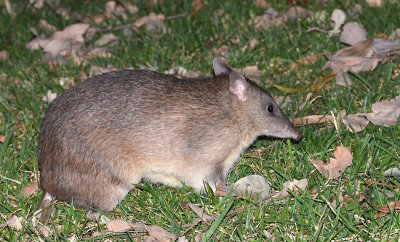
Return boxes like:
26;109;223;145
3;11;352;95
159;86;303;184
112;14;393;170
36;192;55;224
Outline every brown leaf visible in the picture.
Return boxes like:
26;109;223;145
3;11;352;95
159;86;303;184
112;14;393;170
187;203;215;222
89;65;119;77
311;146;353;179
0;50;10;61
23;182;39;197
389;28;400;40
35;223;52;237
329;9;346;36
146;225;178;242
263;230;276;241
95;33;118;46
366;95;400;126
286;6;312;20
340;22;367;46
291;54;319;69
39;20;57;33
343;114;369;132
107;219;146;233
0;135;6;143
29;23;90;58
242;65;260;79
292;115;335;127
324;38;400;74
366;0;382;7
178;236;189;242
0;215;24;231
272;179;308;199
42;90;58;104
253;0;270;8
335;71;353;87
252;8;287;30
105;1;136;20
213;45;229;57
192;0;204;15
134;13;165;28
214;184;227;197
360;195;400;219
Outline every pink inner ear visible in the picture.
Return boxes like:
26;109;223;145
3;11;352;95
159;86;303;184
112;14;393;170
231;79;248;102
233;84;247;101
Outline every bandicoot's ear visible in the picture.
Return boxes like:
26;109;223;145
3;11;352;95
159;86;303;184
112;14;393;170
213;58;232;75
229;71;249;102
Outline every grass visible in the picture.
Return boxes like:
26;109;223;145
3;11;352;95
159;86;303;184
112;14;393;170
1;0;400;240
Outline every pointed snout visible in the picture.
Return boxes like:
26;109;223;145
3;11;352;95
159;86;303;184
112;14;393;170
292;130;301;142
286;123;301;142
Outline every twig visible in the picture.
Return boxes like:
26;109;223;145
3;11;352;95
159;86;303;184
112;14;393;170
166;13;188;21
0;175;21;184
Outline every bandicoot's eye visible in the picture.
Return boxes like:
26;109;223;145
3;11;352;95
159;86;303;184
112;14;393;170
267;105;273;113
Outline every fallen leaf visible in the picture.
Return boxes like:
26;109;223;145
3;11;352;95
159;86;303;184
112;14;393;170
0;50;10;61
263;230;276;241
359;195;400;219
340;22;367;46
311;146;353;179
187;203;215;222
227;175;271;198
68;235;78;242
214;184;227;197
242;65;260;79
195;233;203;242
213;45;229;57
89;65;119;77
335;71;353;87
107;219;146;233
146;225;178;241
366;0;382;7
105;1;136;19
23;182;39;197
27;23;90;61
291;54;319;69
134;13;165;28
178;236;189;242
252;8;287;30
343;114;369;132
383;168;400;177
192;0;204;15
0;135;6;143
57;77;75;88
389;28;400;40
292;114;335;127
272;179;308;198
286;6;312;20
253;0;270;8
42;90;58;104
35;223;51;237
323;39;375;74
249;39;259;49
0;215;24;231
329;9;346;36
39;19;57;33
366;95;400;126
95;33;118;46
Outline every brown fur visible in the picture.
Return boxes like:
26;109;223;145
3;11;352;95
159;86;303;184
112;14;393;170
38;59;300;213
